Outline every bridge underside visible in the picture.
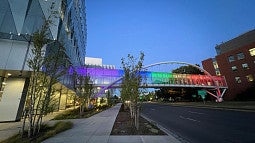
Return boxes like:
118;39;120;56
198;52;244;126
93;84;227;89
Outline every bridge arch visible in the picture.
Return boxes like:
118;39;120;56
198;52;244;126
94;61;226;102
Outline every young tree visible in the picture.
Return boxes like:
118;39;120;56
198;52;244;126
106;90;112;106
22;3;69;138
76;73;94;117
120;52;145;130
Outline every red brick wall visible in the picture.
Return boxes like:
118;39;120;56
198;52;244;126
202;58;216;76
215;42;255;100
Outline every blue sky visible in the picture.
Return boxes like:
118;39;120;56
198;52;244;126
85;0;255;69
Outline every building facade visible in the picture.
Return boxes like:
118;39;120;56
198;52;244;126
202;30;255;100
0;0;87;122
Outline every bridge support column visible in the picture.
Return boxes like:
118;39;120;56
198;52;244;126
206;88;226;102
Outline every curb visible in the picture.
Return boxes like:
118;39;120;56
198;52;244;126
151;102;255;112
168;104;255;112
141;113;189;143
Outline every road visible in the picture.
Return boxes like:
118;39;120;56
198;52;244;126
141;103;255;143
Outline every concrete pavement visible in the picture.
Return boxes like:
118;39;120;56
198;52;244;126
2;101;254;142
43;103;181;143
0;103;181;143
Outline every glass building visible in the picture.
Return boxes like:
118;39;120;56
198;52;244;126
0;0;87;122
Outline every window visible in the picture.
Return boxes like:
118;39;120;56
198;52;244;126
246;75;254;82
235;77;241;83
249;48;255;56
213;62;219;69
237;52;245;60
242;63;249;69
215;69;221;76
228;55;235;62
231;66;237;71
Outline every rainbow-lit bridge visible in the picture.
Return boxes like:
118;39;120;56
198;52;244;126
74;61;228;102
76;68;227;89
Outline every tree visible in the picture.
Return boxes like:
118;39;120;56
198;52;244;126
106;90;113;106
76;73;94;116
21;3;68;138
156;65;203;102
120;52;145;130
172;65;203;74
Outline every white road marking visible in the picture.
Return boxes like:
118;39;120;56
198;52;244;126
179;115;200;122
151;108;155;111
188;111;205;115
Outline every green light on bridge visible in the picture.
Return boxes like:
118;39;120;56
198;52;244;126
151;72;172;78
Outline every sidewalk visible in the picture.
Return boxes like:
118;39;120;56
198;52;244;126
43;103;181;143
0;103;181;143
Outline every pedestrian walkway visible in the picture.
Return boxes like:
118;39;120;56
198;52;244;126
43;103;181;143
0;103;181;143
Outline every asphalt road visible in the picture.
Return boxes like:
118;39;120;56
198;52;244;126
141;103;255;143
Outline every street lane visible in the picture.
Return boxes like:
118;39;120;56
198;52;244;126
141;103;255;143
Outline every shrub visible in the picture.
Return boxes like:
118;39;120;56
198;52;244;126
1;121;73;143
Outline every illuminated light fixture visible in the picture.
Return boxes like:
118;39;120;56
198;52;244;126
18;33;20;36
2;82;6;85
7;73;11;76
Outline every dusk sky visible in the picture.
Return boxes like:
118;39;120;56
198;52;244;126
85;0;255;69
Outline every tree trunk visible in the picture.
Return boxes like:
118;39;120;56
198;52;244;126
135;104;140;130
21;109;28;137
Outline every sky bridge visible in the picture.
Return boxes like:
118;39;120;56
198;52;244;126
72;61;228;102
76;67;227;89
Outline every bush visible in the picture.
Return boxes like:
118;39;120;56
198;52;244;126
53;108;80;120
1;121;73;143
53;105;112;120
235;83;255;101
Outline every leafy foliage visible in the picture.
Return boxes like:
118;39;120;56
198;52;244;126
75;73;94;116
120;52;145;130
2;121;73;143
172;65;203;74
156;64;204;101
22;3;70;139
53;105;111;120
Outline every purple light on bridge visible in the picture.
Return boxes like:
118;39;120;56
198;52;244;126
76;67;123;77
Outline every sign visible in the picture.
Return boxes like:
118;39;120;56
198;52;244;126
198;90;207;99
192;94;197;98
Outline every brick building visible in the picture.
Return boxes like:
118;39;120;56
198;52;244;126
202;29;255;100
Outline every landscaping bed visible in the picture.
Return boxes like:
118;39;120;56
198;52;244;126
1;121;73;143
1;105;113;143
53;105;111;120
111;105;166;135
